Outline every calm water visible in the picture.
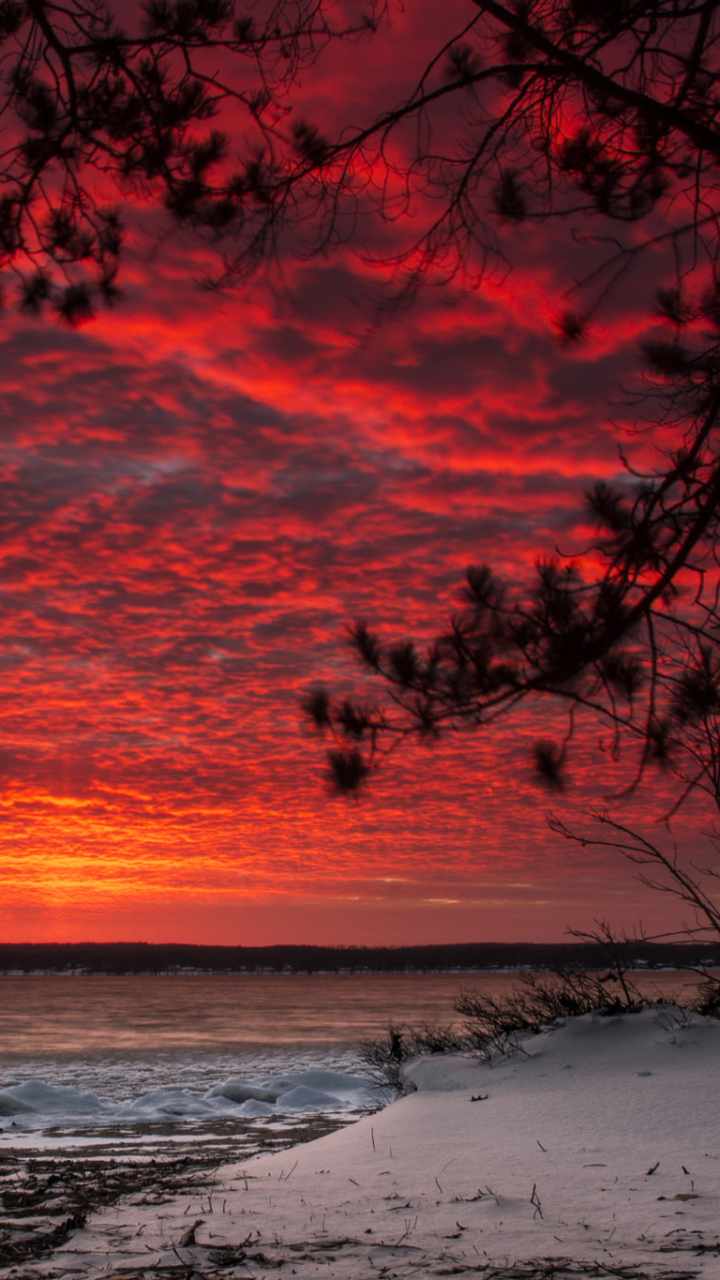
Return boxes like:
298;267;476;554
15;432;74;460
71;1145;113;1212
0;972;510;1058
0;968;709;1058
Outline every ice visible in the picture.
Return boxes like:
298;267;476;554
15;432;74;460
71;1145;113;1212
120;1088;220;1118
237;1098;275;1117
206;1079;283;1103
0;1050;381;1140
0;1093;33;1116
0;1080;105;1115
206;1068;376;1112
279;1067;373;1094
273;1084;341;1109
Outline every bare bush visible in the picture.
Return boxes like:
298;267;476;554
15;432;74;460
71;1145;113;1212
358;1021;467;1095
359;959;650;1091
457;968;645;1060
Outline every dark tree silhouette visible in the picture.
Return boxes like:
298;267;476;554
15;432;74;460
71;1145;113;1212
0;0;381;320
3;0;720;319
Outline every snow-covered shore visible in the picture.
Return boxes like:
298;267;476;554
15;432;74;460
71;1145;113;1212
3;1005;719;1278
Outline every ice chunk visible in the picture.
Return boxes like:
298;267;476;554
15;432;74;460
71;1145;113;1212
1;1080;104;1114
239;1098;275;1117
276;1085;341;1110
123;1089;217;1117
288;1070;371;1094
0;1093;34;1115
206;1079;281;1103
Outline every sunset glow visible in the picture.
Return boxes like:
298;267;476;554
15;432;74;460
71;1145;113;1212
0;0;710;948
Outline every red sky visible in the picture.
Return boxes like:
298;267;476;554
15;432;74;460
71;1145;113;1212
0;0;711;946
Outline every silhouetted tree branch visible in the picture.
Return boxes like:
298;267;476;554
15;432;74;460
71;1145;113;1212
0;0;383;319
4;1;720;319
549;810;720;1003
290;2;720;804
307;334;720;799
212;0;720;309
549;809;720;941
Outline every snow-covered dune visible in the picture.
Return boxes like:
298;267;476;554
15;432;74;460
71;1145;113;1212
11;1006;720;1278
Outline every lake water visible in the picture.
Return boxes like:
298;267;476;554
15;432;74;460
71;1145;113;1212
0;970;710;1153
0;971;490;1057
0;969;709;1057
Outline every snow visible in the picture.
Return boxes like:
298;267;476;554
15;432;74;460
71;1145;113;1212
13;1004;718;1278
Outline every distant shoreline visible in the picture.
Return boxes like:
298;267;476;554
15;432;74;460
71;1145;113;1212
0;939;718;975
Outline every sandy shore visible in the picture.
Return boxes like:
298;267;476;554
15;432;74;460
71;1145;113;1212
1;1007;719;1279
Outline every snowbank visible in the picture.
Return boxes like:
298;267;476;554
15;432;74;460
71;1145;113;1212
14;1006;720;1278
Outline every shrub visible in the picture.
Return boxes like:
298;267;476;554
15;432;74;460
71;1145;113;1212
359;966;649;1090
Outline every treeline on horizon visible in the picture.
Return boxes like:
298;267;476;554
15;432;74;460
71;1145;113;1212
0;940;718;974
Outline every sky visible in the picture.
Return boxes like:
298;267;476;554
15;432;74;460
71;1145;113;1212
0;0;712;947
